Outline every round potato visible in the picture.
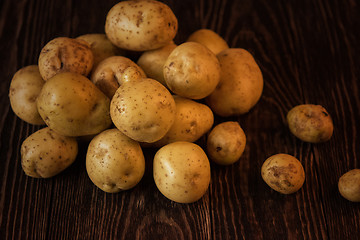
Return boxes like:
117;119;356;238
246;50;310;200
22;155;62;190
137;42;177;86
38;37;94;80
91;56;146;98
261;153;305;194
37;72;112;137
287;104;334;143
187;29;229;55
21;127;78;178
110;78;176;143
9;65;45;125
105;0;178;51
207;121;246;165
206;48;263;116
86;128;145;193
163;42;221;99
153;141;211;203
338;169;360;202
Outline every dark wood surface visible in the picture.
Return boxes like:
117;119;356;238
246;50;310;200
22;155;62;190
1;0;360;239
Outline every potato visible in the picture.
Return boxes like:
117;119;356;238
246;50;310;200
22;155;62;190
144;95;214;148
37;72;112;137
86;128;145;193
105;0;178;51
163;42;221;99
186;29;229;55
261;153;305;194
137;42;177;86
76;33;125;70
110;78;176;143
206;121;246;165
91;56;146;98
38;37;94;81
206;48;263;116
338;169;360;202
153;141;211;203
21;127;78;178
9;65;45;125
287;104;334;143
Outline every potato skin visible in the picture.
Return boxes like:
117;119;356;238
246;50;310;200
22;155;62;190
163;42;221;99
206;48;263;116
153;141;211;203
37;72;112;137
86;128;145;193
261;154;305;194
338;169;360;202
207;121;246;165
287;104;334;143
187;29;229;55
105;0;178;51
9;65;45;125
21;127;78;178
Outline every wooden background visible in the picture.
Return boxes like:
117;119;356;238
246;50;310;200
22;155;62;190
1;0;359;239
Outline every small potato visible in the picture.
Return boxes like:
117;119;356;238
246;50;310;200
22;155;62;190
153;141;211;203
86;128;145;193
9;65;45;125
206;48;263;116
137;42;177;86
21;127;78;178
105;0;178;51
261;153;305;194
206;121;246;165
38;37;94;80
91;56;146;98
338;169;360;202
37;72;112;137
287;104;334;143
110;78;176;143
187;29;229;55
163;42;221;99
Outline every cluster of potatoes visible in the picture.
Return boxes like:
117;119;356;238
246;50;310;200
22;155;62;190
8;0;359;203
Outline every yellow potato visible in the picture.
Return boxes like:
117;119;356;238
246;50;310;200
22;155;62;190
105;0;178;51
9;65;45;125
86;128;145;193
206;48;263;116
187;29;229;55
21;127;78;178
153;141;211;203
338;169;360;202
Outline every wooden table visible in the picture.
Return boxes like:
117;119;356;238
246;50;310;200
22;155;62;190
1;0;359;239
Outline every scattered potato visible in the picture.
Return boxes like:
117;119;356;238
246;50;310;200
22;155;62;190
261;153;305;194
338;169;360;202
21;127;78;178
153;141;211;203
105;0;178;51
207;121;246;165
186;29;229;55
38;37;94;81
9;65;45;125
287;104;334;143
86;128;145;193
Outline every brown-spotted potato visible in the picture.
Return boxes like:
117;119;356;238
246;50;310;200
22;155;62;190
187;29;229;55
338;169;360;202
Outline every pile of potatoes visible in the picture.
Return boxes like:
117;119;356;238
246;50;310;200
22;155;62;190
9;0;357;203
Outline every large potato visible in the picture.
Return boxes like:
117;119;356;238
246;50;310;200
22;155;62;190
105;0;178;51
9;65;45;125
338;169;360;202
91;56;146;98
186;29;229;55
86;128;145;193
37;72;112;137
287;104;334;143
21;127;78;178
163;42;221;99
110;78;176;143
153;141;211;203
206;48;263;116
38;37;94;80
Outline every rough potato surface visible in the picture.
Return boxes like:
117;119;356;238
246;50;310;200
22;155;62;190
338;169;360;202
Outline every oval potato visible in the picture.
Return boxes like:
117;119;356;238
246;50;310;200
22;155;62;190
187;29;229;55
338;169;360;202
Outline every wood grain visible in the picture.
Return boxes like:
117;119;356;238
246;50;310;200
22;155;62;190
1;0;359;239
